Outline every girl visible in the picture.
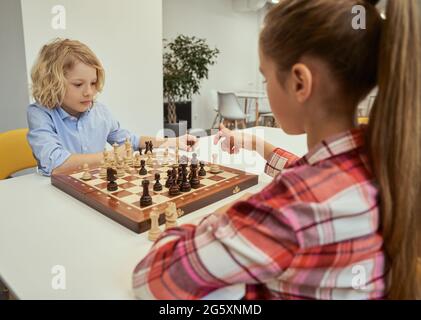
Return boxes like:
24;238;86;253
133;0;420;299
28;38;196;176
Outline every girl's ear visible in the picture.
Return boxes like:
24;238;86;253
290;63;312;103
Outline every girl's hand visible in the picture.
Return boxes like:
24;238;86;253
213;123;251;154
164;134;198;151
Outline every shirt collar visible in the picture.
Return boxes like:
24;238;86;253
57;105;92;121
299;126;366;166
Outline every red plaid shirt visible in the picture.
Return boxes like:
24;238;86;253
133;127;385;300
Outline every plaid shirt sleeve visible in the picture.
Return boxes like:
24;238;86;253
264;148;300;177
132;181;299;300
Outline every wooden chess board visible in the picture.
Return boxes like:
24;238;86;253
51;158;259;233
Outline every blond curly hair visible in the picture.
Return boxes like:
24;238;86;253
31;38;105;109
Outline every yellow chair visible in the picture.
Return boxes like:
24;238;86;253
0;128;37;180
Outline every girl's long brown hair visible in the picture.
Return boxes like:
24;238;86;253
260;0;420;299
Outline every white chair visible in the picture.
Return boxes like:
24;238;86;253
256;97;275;126
218;92;247;129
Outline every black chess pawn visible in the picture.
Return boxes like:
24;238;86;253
139;159;147;175
190;164;200;189
177;166;183;186
153;173;163;192
198;161;206;176
106;167;118;191
140;179;152;207
180;168;191;192
165;169;172;188
138;147;143;156
149;141;153;154
169;170;180;196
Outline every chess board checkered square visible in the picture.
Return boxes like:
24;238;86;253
95;182;108;189
151;194;170;204
111;190;133;198
84;178;104;186
218;171;237;179
120;194;141;206
126;185;142;194
207;175;225;182
123;175;142;182
199;178;215;186
119;182;136;189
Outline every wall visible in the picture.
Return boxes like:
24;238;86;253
163;0;263;130
0;0;30;132
20;0;163;137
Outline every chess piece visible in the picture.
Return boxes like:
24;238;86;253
165;169;172;188
165;202;178;229
113;142;119;161
140;179;152;207
139;160;147;175
134;153;141;168
81;163;92;180
107;167;118;191
148;207;161;241
180;167;191;192
210;154;222;174
124;148;132;166
191;153;198;165
153;173;163;192
177;166;183;186
99;160;107;178
169;170;180;196
138;147;143;156
146;153;153;166
198;161;206;177
116;158;125;177
190;164;200;189
125;137;132;158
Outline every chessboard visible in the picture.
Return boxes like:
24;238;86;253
51;149;258;234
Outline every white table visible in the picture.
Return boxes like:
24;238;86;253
0;127;307;299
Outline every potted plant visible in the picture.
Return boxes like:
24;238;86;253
163;35;220;136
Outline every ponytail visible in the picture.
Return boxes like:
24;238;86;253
368;0;421;299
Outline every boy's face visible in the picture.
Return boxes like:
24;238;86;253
62;62;98;117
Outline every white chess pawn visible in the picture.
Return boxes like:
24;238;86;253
210;154;222;174
148;207;162;241
165;202;178;229
134;153;141;167
146;153;153;166
99;160;107;178
81;163;92;180
116;158;125;178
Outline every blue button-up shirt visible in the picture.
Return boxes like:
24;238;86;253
27;101;139;176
